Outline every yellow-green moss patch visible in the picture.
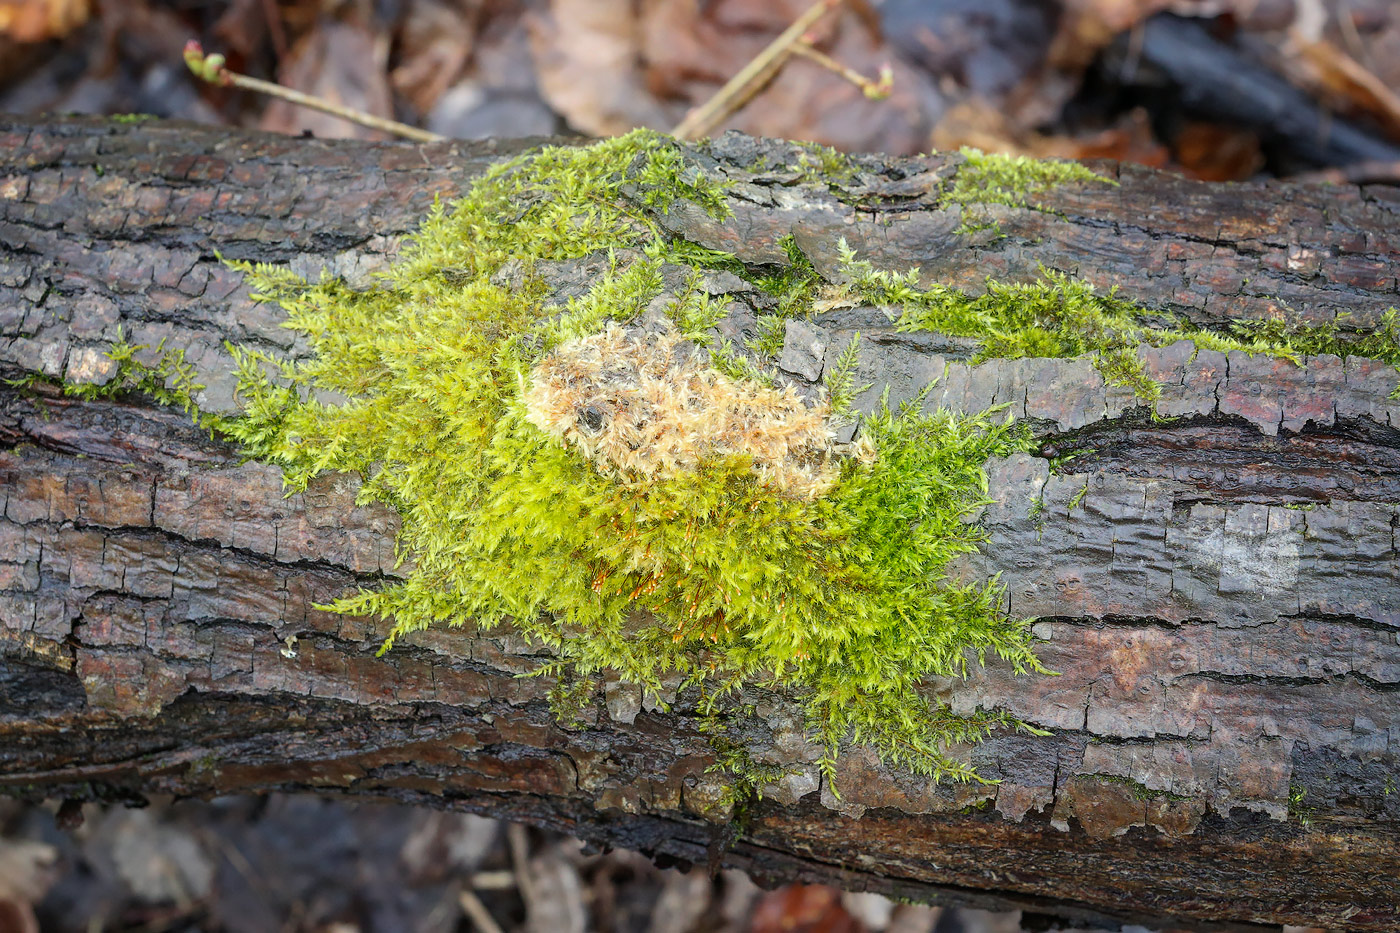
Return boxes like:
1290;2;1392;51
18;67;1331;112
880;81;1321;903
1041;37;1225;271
217;130;1047;790
835;244;1400;401
942;147;1108;212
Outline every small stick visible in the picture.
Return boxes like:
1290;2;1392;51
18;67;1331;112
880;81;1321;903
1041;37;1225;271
672;0;845;140
457;889;507;933
506;823;538;910
183;40;445;144
466;870;518;890
790;38;893;99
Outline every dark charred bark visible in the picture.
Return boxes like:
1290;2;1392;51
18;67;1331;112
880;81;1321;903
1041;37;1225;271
1;116;1398;932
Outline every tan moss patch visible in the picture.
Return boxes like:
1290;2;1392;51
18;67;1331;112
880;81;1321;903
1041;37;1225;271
525;325;871;499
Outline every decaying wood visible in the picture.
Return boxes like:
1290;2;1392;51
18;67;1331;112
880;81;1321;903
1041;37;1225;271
1;116;1398;932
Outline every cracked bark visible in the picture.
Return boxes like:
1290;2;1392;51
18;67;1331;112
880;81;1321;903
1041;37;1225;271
2;115;1399;932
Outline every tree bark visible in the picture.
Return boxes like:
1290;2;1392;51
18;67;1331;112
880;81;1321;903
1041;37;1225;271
1;115;1398;932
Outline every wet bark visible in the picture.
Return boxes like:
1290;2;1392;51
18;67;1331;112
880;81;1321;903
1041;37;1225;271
1;115;1398;932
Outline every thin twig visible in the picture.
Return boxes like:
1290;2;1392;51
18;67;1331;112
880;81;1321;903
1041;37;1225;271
790;38;893;99
506;823;538;911
183;40;444;144
466;870;518;890
457;888;506;933
671;0;845;140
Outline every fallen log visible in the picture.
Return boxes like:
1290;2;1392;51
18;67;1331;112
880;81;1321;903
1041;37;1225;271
1;115;1397;931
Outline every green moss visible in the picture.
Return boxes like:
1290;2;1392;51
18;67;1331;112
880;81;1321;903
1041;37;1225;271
793;142;861;187
940;148;1112;234
1047;444;1097;475
737;235;824;365
1026;494;1045;536
944;147;1108;212
699;701;796;811
663;270;728;345
726;140;860;190
1067;482;1089;513
838;244;1400;402
10;328;219;429
218;129;1045;789
546;671;599;729
824;333;871;420
1083;773;1192;802
1288;783;1316;826
75;332;207;415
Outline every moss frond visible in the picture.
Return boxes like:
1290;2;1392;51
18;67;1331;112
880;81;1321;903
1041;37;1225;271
933;147;1114;234
825;333;871;419
49;327;218;429
943;147;1110;213
837;246;1400;401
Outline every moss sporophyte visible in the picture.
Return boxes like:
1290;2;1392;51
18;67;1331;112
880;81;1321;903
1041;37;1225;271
84;132;1399;795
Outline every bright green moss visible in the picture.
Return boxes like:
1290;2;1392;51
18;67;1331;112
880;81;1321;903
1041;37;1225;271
938;147;1112;234
943;147;1108;212
8;328;215;425
1288;784;1316;826
219;129;1046;790
838;244;1400;401
793;142;861;187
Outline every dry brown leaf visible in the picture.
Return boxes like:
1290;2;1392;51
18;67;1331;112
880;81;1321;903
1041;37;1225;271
932;100;1177;174
390;0;478;116
0;838;56;903
1172;120;1263;180
749;884;863;933
526;0;674;136
930;99;1036;157
0;837;57;933
0;0;89;42
259;18;394;140
643;0;931;153
1286;30;1400;142
212;0;273;59
528;0;928;151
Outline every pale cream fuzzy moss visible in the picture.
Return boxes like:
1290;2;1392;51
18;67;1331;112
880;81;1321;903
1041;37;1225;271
524;325;871;499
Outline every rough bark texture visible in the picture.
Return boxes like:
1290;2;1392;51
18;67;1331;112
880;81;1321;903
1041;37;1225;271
2;116;1398;931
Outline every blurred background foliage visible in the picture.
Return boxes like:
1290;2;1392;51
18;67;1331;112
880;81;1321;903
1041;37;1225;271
0;0;1381;930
